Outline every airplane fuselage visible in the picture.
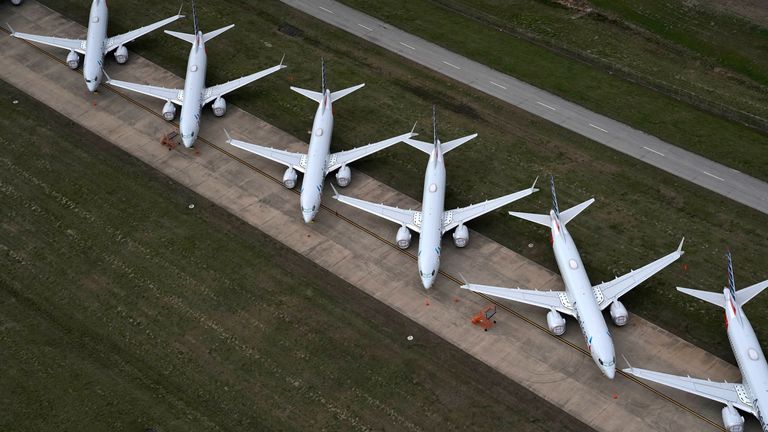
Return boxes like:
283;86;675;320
83;0;108;92
299;91;334;223
549;211;616;379
724;289;768;430
179;32;207;148
417;143;446;289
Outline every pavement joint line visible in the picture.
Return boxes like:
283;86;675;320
589;123;609;133
319;6;334;14
489;81;507;90
0;22;726;432
442;60;461;70
642;146;665;157
536;101;556;111
703;171;726;182
399;41;415;50
357;23;373;31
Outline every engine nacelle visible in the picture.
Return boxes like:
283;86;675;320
162;100;176;121
609;300;628;326
114;45;128;64
212;97;227;117
452;223;469;248
66;50;80;69
721;405;744;432
335;165;351;187
396;226;411;249
546;310;566;336
10;0;23;5
283;167;298;189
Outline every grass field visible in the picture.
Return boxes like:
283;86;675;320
0;79;592;431
336;0;768;182
23;0;768;361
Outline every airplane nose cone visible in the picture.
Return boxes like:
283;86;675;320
86;81;98;92
182;137;194;148
604;366;615;380
421;276;433;290
302;212;314;223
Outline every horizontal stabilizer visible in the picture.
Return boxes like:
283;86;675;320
735;279;768;306
290;86;323;103
403;138;433;154
508;211;551;227
203;24;235;42
441;133;477;154
677;287;724;308
559;198;595;225
331;83;365;102
164;30;196;44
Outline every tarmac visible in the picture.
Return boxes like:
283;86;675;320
0;2;759;430
281;0;768;217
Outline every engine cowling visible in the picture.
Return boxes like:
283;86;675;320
452;223;469;248
66;50;80;69
10;0;23;5
282;167;298;189
114;45;128;64
162;100;176;121
212;97;227;117
609;300;628;326
335;165;351;187
396;226;411;249
721;405;744;432
546;310;566;336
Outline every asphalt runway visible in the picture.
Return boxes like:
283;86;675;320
281;0;768;216
1;2;760;430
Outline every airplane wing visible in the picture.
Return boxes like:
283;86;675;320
225;132;306;173
624;366;754;414
460;283;575;316
10;30;85;53
106;75;183;105
104;13;184;53
203;64;286;104
594;238;685;310
325;131;415;174
332;190;421;232
442;180;538;233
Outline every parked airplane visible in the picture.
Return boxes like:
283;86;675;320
461;177;684;379
625;252;768;432
106;2;284;148
332;107;538;289
9;0;182;91
226;60;415;223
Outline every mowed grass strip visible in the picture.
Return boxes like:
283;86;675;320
335;0;768;181
22;0;768;360
0;82;592;431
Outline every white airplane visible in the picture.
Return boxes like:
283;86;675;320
625;252;768;432
106;3;284;148
332;107;538;289
9;0;183;91
461;177;684;379
225;60;415;223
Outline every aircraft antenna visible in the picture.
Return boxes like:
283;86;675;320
550;175;559;215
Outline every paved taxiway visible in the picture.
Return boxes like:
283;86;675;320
0;2;757;430
282;0;768;216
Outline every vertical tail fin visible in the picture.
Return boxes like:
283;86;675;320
550;175;560;216
321;58;327;94
192;0;199;35
726;251;737;297
432;105;439;147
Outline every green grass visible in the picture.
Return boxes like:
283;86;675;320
25;0;768;362
0;80;592;431
335;0;768;181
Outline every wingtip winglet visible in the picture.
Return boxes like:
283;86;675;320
410;121;418;135
457;272;470;288
678;236;685;253
177;2;184;17
279;53;286;67
103;70;112;83
329;183;340;199
621;354;632;370
222;128;231;142
531;175;539;190
7;23;14;34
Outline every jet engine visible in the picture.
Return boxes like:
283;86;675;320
114;45;128;64
335;165;351;187
396;225;411;249
546;310;566;336
212;97;227;117
609;300;628;326
11;0;23;5
282;167;297;189
162;100;176;121
721;405;744;432
66;50;80;69
452;223;469;248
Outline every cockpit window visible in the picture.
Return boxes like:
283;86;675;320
599;357;616;367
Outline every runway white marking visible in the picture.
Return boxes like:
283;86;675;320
537;101;556;111
642;146;665;157
442;61;461;70
399;42;416;50
358;23;373;31
490;81;507;90
319;6;335;14
589;123;608;133
703;171;725;182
